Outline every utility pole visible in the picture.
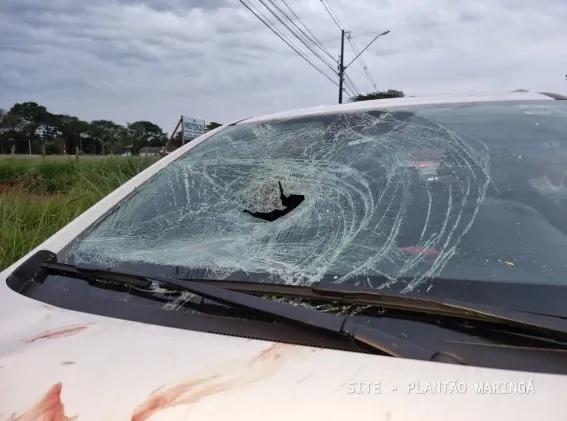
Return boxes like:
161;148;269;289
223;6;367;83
337;29;390;104
338;29;345;104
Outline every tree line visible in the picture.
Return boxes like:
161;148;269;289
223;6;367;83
0;102;222;156
0;92;404;155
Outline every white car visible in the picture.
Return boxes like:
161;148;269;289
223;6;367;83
2;91;567;420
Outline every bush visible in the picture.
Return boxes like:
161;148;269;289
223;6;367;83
0;156;157;193
0;156;158;269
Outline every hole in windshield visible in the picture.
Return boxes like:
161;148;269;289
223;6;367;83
243;181;305;222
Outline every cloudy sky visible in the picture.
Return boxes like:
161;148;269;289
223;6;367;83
1;0;566;132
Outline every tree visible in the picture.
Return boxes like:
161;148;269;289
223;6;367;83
6;102;51;154
348;89;405;102
88;120;126;155
1;99;202;156
55;115;90;154
127;121;167;154
37;113;63;155
206;122;222;132
0;112;24;154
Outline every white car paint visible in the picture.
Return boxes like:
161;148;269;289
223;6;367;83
244;90;554;123
1;92;565;421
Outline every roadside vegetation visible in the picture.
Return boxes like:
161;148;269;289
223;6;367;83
0;99;224;271
0;156;157;270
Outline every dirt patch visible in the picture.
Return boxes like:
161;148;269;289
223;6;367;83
0;183;26;194
0;184;67;201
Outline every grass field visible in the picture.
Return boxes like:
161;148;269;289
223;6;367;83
0;155;159;270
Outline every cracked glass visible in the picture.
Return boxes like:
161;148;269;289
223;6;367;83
61;100;567;297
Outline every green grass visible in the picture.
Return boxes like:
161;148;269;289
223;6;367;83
0;156;159;270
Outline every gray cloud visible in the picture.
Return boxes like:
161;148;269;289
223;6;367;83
1;0;566;132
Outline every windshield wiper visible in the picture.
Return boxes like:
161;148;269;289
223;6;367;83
11;251;454;362
15;250;567;347
167;278;567;343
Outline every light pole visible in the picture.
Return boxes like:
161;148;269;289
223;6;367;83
338;30;390;103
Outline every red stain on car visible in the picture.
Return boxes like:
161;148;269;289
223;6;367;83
8;383;76;421
23;325;88;343
131;342;299;421
131;376;228;421
251;343;287;363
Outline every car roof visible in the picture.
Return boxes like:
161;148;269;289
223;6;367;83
238;91;565;125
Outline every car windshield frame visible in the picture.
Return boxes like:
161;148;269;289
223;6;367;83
54;99;567;316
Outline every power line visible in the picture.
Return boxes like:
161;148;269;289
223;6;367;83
320;0;344;30
319;0;388;101
247;0;344;91
341;73;355;96
277;0;336;62
342;85;356;99
240;0;387;102
246;0;302;56
268;0;333;63
239;0;339;87
259;0;337;73
345;75;360;95
344;73;361;96
346;32;377;91
278;0;360;97
318;1;367;100
240;1;336;84
340;79;355;98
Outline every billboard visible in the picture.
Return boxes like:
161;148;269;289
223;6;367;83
182;116;205;141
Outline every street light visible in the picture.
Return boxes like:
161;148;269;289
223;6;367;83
345;30;390;70
338;30;390;103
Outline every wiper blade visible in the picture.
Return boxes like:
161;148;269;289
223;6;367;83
310;283;567;342
15;253;450;362
166;279;567;343
162;279;567;341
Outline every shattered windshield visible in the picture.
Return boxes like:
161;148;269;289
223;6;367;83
62;100;567;293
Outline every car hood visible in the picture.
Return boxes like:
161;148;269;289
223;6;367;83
1;288;567;421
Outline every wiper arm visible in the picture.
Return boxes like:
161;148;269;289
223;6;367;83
13;252;449;362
